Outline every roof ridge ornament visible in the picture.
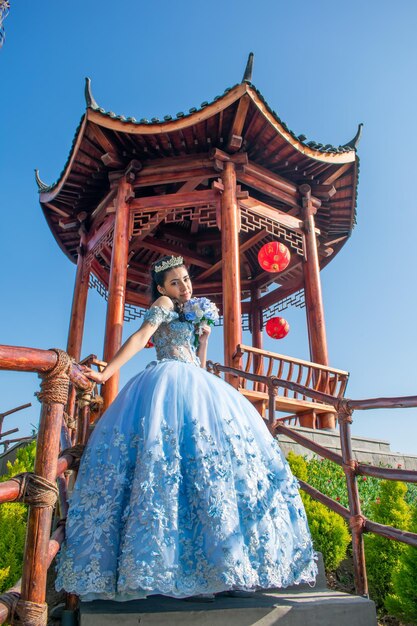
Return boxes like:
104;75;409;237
84;77;99;110
344;123;363;150
34;169;50;192
242;52;254;83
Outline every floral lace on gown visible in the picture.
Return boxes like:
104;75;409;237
142;304;201;366
56;305;317;600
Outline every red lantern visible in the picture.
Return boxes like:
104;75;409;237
258;242;290;273
265;317;290;339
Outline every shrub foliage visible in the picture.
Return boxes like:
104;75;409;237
0;440;36;592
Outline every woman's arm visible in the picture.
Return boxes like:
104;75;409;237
85;296;173;383
196;324;211;369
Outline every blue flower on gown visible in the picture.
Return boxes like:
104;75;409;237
56;305;317;600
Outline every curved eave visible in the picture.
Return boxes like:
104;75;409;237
86;83;356;164
39;82;357;203
40;204;78;264
39;114;88;204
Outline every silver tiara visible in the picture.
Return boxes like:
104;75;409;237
154;256;184;273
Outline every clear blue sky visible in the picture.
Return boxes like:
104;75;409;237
1;1;417;455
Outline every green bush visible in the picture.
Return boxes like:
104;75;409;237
0;440;36;592
384;505;417;623
287;451;351;571
364;480;411;611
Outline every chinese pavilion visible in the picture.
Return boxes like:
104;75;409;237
36;54;360;429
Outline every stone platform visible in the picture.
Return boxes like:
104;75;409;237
78;555;377;626
78;589;376;626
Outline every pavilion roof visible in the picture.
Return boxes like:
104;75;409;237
36;55;361;311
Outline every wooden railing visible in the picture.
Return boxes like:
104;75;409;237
234;344;349;427
0;342;415;619
207;359;417;597
0;345;94;626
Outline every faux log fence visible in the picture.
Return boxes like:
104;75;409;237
0;345;92;626
206;360;417;597
1;343;416;622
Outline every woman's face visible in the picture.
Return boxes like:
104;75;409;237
158;266;193;303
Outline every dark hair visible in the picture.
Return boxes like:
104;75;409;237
149;256;188;303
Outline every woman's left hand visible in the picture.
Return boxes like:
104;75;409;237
198;323;211;342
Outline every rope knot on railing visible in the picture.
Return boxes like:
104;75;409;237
349;514;366;533
12;598;48;625
59;444;85;472
342;459;358;475
10;472;58;508
63;410;77;430
35;348;74;405
0;591;19;621
337;402;353;424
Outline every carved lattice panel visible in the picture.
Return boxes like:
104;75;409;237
164;205;217;227
85;227;114;272
131;210;170;238
240;207;304;256
263;289;305;323
89;275;146;322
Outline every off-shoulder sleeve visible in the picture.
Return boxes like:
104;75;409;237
141;305;176;328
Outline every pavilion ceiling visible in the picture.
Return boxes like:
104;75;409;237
37;71;360;312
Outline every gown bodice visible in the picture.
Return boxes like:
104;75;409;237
142;305;201;367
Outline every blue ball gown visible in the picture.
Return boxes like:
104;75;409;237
56;305;317;600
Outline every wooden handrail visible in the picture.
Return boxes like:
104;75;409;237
0;345;92;625
234;344;349;376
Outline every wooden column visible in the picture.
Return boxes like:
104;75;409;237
221;161;242;386
65;226;90;439
102;176;132;408
67;225;89;361
300;184;333;429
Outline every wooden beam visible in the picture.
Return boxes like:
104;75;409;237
134;166;217;188
87;123;119;154
198;229;267;281
237;170;300;209
129;189;217;212
227;94;251;152
101;152;124;169
140;236;212;268
44;202;71;218
240;196;304;231
89;188;118;231
321;163;353;185
245;161;298;196
86;214;115;254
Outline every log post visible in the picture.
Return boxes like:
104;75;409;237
338;409;368;596
102;175;132;409
16;351;72;625
221;161;242;386
300;184;333;430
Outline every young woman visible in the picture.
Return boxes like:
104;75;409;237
56;255;317;601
